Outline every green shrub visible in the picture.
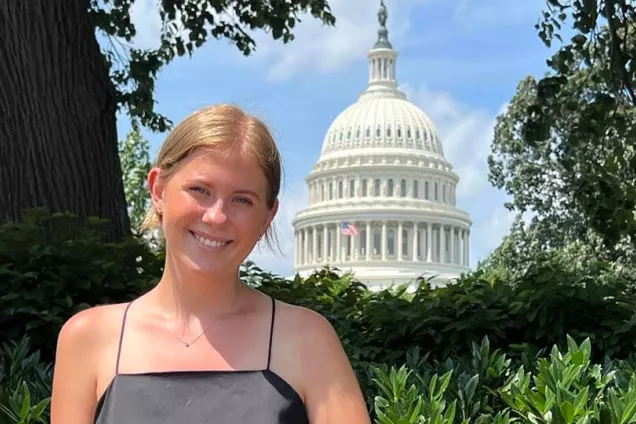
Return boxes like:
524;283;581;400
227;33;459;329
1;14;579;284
372;336;636;423
0;337;52;424
0;209;161;362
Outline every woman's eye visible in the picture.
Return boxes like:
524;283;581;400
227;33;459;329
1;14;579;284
235;197;253;205
190;186;208;195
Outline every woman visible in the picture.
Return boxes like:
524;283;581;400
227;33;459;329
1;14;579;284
50;104;371;424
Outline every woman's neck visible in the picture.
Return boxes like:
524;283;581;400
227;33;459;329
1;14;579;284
153;254;246;323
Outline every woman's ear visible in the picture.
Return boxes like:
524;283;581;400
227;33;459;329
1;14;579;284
148;167;165;214
263;198;279;232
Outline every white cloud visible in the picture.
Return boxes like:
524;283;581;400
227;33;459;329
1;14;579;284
470;204;517;260
238;0;427;81
403;84;498;202
129;0;162;50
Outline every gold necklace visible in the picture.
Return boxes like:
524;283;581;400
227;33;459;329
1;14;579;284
156;289;242;348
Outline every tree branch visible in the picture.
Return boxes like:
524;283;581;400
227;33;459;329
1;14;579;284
604;0;636;105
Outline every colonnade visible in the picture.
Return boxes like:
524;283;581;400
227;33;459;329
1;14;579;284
295;220;469;268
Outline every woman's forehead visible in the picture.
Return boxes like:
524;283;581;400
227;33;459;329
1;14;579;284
177;149;267;188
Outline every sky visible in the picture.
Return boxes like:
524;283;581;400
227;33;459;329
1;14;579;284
115;0;555;278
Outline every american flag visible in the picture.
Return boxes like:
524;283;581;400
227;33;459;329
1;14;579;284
341;221;359;236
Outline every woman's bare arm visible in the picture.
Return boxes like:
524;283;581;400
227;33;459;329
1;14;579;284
299;310;371;424
50;307;107;424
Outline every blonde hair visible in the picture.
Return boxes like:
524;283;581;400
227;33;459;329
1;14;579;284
140;104;282;251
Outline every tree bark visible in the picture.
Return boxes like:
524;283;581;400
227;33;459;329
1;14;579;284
0;0;131;241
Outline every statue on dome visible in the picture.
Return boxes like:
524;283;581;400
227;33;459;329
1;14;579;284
378;0;388;28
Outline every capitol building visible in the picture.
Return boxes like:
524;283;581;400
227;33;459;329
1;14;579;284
292;1;472;288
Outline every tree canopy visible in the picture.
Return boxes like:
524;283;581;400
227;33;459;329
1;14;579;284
92;0;336;132
487;0;636;264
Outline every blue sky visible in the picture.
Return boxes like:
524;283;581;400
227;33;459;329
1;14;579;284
117;0;556;278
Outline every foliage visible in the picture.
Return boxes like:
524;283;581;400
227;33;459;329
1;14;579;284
118;120;152;232
0;209;160;362
90;0;336;132
536;0;635;105
0;337;52;424
373;336;636;423
488;0;636;263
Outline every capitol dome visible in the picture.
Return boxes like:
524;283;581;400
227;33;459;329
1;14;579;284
292;1;472;288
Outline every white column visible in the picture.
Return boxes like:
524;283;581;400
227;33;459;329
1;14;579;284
322;225;328;262
450;226;455;265
366;222;371;260
397;221;403;260
336;225;341;264
412;223;418;261
294;230;298;267
312;226;317;264
353;223;359;261
440;225;446;263
303;229;308;265
381;221;387;260
426;224;432;262
466;230;470;267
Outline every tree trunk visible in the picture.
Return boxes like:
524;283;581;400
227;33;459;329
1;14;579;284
0;0;131;241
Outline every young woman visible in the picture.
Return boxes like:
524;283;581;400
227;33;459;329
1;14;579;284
50;104;371;424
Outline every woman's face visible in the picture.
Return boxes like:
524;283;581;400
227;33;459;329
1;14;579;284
149;147;278;276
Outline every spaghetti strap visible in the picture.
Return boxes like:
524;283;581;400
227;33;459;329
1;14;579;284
266;297;275;370
115;302;133;374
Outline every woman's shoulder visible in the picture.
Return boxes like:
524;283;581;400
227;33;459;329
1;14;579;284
51;302;133;422
270;298;344;365
57;302;131;354
273;299;336;340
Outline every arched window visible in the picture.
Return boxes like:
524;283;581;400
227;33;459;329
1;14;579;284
329;182;334;199
388;179;394;196
388;230;395;255
424;181;429;199
362;179;368;196
338;181;344;198
400;179;407;197
413;180;419;198
374;179;381;196
349;180;355;197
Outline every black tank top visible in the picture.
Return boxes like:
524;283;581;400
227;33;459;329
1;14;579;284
94;297;309;424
